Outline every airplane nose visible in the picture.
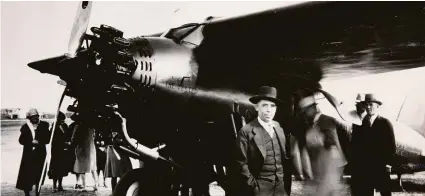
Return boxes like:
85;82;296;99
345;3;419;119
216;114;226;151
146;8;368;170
28;55;68;76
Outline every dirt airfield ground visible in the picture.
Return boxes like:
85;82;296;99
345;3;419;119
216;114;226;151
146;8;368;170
2;121;425;196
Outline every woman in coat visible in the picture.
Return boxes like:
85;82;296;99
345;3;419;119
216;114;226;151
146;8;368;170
48;112;69;192
16;108;50;196
67;120;80;188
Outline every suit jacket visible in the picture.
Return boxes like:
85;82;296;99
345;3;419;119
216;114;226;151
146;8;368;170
351;115;396;171
235;118;291;195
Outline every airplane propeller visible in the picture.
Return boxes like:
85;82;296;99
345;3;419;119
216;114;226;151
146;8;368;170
28;1;92;74
67;1;92;58
317;88;347;121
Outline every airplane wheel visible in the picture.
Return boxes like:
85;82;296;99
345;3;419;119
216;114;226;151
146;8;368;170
114;168;171;196
113;168;143;196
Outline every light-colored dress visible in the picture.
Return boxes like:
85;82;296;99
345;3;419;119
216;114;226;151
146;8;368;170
304;114;346;196
72;124;97;173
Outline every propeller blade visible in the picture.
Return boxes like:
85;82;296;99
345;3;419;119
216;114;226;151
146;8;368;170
37;86;68;194
67;1;92;57
317;88;347;121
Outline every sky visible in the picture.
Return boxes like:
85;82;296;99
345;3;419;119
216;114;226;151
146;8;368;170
1;1;301;112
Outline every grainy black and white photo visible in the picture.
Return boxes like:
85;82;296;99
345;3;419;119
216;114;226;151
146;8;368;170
1;1;425;196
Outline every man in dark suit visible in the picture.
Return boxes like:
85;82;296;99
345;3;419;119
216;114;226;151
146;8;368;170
350;93;396;196
235;86;291;196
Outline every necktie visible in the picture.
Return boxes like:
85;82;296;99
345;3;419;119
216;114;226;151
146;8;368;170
363;115;371;127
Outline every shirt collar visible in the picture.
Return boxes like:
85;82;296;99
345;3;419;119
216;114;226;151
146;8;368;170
258;117;275;138
258;117;274;128
369;113;378;125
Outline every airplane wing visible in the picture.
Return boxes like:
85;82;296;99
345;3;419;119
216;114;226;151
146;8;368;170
194;1;425;89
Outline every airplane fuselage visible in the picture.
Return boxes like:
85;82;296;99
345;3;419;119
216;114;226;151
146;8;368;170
127;35;425;176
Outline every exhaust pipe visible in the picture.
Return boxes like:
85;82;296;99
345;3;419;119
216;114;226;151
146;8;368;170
115;112;182;169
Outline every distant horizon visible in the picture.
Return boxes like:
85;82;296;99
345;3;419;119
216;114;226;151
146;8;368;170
2;67;425;116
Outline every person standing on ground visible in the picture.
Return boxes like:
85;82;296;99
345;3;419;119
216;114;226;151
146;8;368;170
16;108;50;196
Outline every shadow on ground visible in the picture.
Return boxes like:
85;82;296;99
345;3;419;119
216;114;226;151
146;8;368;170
1;182;112;196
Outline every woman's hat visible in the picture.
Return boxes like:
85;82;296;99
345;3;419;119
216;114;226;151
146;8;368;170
355;93;365;103
362;93;382;105
249;86;284;105
57;111;66;121
26;108;39;118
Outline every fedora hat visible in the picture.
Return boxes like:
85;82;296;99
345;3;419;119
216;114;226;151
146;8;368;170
362;93;382;105
355;93;365;103
298;96;317;112
249;86;284;105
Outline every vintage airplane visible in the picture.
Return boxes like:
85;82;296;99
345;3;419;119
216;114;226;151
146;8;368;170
28;1;425;195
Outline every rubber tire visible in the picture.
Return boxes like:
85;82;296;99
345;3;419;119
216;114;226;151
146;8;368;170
113;168;171;196
114;168;146;196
